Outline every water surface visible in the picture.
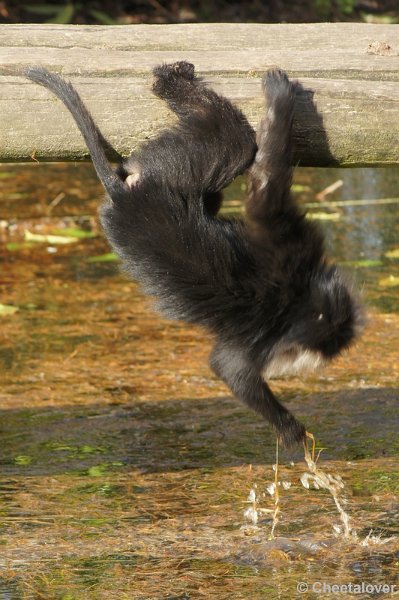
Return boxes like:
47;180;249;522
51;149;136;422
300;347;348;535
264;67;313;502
0;163;398;598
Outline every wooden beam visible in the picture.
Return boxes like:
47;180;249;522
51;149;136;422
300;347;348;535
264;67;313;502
1;23;399;166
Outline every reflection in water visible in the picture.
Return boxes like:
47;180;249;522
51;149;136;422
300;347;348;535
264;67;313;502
0;163;398;597
293;166;399;265
295;167;399;315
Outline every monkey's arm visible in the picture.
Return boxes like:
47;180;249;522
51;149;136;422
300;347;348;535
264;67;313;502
210;342;306;448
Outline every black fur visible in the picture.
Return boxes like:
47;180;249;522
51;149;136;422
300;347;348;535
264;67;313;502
25;62;362;448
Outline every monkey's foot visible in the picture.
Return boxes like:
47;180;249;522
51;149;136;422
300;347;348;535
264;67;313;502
152;61;196;100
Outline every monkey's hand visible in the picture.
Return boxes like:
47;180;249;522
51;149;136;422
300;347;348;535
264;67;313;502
275;411;306;449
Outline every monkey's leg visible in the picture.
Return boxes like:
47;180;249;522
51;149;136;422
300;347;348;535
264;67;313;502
210;343;306;448
246;69;296;223
152;61;257;194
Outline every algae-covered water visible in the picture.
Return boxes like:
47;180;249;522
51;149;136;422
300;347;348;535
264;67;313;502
0;163;398;599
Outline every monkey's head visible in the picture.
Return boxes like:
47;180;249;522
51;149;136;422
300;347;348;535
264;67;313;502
304;265;363;357
289;265;362;357
263;265;363;379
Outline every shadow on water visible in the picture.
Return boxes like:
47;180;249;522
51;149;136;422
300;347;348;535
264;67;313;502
0;388;398;478
0;162;398;598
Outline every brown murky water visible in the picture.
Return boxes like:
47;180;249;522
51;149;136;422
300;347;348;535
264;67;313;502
0;163;398;599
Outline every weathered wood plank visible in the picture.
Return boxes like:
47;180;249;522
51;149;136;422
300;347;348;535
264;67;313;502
1;23;399;165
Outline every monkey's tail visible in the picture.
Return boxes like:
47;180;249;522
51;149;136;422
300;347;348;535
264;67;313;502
25;67;126;201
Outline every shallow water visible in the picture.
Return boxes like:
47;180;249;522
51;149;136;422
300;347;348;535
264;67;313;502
0;163;398;599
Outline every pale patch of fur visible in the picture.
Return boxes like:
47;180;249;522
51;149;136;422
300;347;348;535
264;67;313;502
125;172;140;188
249;149;269;192
263;343;327;379
267;106;275;122
124;159;141;189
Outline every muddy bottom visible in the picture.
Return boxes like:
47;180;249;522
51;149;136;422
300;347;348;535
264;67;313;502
0;163;398;599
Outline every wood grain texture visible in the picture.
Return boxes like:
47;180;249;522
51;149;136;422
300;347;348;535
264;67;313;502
1;23;399;165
